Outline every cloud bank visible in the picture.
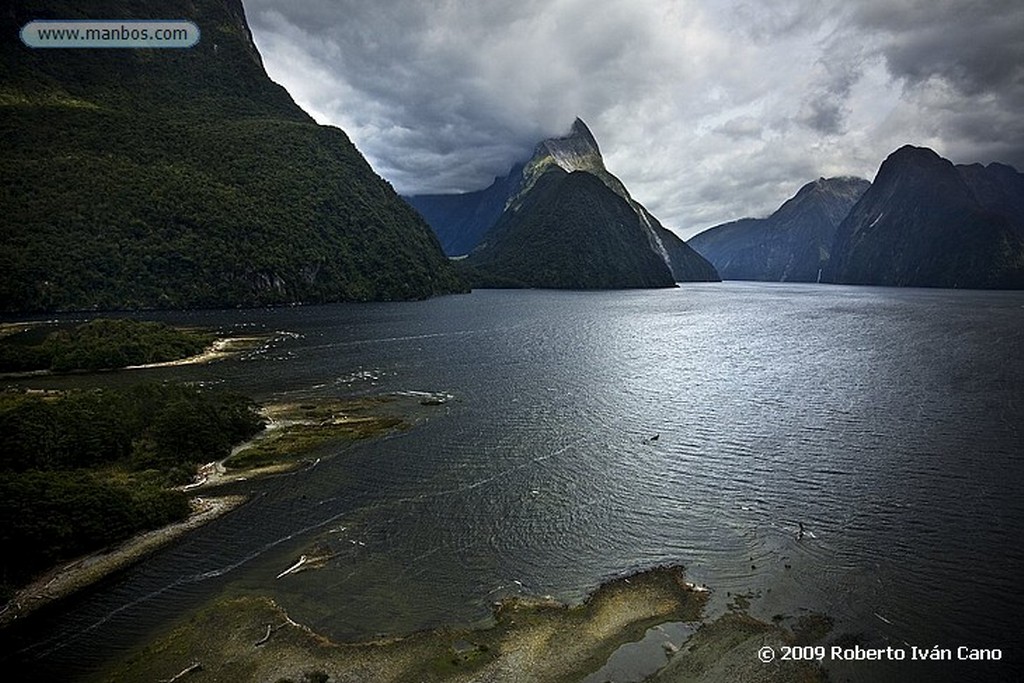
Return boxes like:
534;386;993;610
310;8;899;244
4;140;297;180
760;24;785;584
244;0;1024;237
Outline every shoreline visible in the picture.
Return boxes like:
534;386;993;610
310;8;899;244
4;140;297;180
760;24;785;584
94;565;830;683
0;334;266;379
0;392;445;628
97;566;707;682
122;336;266;369
184;393;449;491
0;495;246;627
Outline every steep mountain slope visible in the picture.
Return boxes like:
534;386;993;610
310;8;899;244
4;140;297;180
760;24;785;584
688;177;869;282
464;168;679;289
496;119;717;283
404;164;523;257
822;146;1024;289
413;118;718;287
957;162;1024;237
0;0;464;312
654;220;722;282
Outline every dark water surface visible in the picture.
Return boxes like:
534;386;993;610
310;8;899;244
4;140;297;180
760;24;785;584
3;283;1023;681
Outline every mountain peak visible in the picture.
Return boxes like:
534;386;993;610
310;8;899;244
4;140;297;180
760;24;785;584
532;117;605;175
568;117;599;151
886;145;949;169
689;175;868;282
823;145;1024;289
508;117;614;213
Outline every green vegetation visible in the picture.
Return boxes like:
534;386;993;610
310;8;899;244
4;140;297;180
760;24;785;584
465;169;678;289
0;471;188;595
223;418;403;471
223;399;406;471
94;566;707;683
0;318;211;372
1;0;465;313
0;384;264;599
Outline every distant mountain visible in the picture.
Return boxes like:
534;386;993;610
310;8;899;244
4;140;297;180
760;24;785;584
688;177;870;282
410;118;718;288
653;217;724;282
462;167;679;289
405;164;523;257
956;162;1024;237
822;146;1024;289
0;0;464;313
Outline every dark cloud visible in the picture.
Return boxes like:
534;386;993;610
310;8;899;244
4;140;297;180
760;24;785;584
242;0;1024;237
850;1;1024;97
837;0;1024;177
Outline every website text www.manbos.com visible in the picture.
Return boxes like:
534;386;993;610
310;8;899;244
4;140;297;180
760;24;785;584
21;20;200;49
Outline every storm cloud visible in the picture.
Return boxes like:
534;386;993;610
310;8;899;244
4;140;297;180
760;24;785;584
243;0;1024;237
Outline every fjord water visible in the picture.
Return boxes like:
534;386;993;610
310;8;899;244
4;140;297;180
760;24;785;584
5;284;1023;681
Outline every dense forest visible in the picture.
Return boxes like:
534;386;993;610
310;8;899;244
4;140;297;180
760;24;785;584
465;169;679;289
0;318;211;372
0;384;264;600
0;0;465;312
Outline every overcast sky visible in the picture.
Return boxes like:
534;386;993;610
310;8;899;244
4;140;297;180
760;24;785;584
244;0;1024;238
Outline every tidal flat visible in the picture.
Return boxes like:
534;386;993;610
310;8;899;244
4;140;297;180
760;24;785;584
93;566;704;682
196;392;450;487
90;565;829;683
7;286;1020;682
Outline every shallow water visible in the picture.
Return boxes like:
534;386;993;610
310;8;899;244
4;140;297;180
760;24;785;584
3;283;1023;681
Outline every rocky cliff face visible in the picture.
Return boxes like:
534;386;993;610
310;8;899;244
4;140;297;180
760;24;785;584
0;0;465;312
511;118;630;203
822;146;1024;289
688;177;869;282
411;118;718;287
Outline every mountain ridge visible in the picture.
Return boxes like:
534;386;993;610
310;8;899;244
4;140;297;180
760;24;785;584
408;119;718;287
821;145;1024;288
463;167;681;289
404;164;524;257
688;176;870;282
1;0;465;312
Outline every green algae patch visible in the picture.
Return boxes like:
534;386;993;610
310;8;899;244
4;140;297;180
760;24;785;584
92;566;706;683
222;418;403;471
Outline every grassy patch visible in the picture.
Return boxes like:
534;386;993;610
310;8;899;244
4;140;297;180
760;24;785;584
223;416;405;471
93;566;707;683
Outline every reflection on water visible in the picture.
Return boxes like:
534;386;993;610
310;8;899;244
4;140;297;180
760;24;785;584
3;283;1023;681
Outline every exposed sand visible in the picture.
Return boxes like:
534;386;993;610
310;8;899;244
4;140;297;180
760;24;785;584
1;495;246;627
1;393;439;625
0;334;267;379
181;458;300;491
91;563;833;683
183;393;447;492
94;566;709;683
122;336;266;369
